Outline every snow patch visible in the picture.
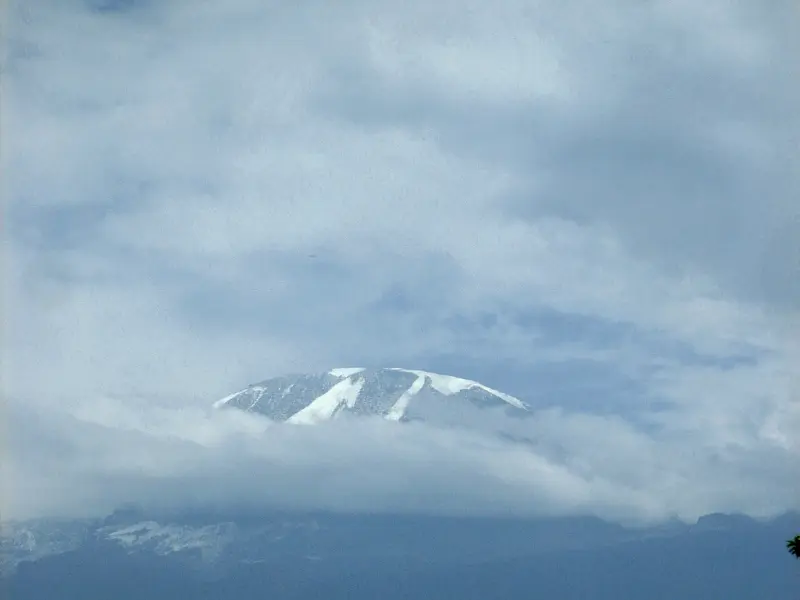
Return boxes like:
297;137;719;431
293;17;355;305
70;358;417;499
472;383;527;410
329;367;365;378
246;386;267;410
389;369;526;409
213;389;245;409
103;521;236;559
213;385;268;410
287;377;366;424
385;374;426;421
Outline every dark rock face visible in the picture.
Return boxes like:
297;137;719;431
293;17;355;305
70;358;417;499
3;510;799;600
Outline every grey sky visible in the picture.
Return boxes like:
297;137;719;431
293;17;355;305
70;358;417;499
2;0;799;521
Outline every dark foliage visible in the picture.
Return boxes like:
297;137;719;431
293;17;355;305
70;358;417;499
788;535;800;558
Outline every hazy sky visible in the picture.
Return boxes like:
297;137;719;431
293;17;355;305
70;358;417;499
2;0;799;522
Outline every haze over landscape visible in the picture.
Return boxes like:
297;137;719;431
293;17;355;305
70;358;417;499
2;0;799;597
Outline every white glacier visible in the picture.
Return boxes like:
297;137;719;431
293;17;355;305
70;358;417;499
287;376;366;424
389;368;526;409
385;373;426;421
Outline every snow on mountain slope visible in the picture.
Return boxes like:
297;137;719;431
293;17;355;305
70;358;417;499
385;372;426;421
287;376;366;425
390;369;527;410
100;521;239;561
0;519;94;575
1;515;324;575
214;368;529;424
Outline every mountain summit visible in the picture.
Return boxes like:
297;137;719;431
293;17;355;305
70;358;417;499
213;368;529;424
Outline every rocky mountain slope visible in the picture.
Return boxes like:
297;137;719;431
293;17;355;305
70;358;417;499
214;368;529;423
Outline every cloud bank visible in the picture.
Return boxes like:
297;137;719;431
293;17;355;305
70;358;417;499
2;0;799;524
5;395;798;525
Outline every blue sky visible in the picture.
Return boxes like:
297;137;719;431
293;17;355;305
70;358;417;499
2;0;799;521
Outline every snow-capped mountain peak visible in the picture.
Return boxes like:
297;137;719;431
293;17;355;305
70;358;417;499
214;368;529;424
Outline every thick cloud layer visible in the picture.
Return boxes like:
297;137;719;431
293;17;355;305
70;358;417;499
4;395;798;524
3;0;799;524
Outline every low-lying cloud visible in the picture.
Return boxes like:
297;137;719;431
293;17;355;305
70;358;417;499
5;394;797;526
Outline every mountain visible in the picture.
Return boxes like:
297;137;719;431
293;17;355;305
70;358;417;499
3;509;799;599
213;368;529;424
0;519;94;574
6;368;797;598
0;509;629;576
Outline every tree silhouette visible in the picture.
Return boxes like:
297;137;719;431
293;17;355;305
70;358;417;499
788;535;800;559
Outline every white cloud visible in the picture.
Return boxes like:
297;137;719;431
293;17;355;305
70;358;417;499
3;0;798;524
5;397;797;524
